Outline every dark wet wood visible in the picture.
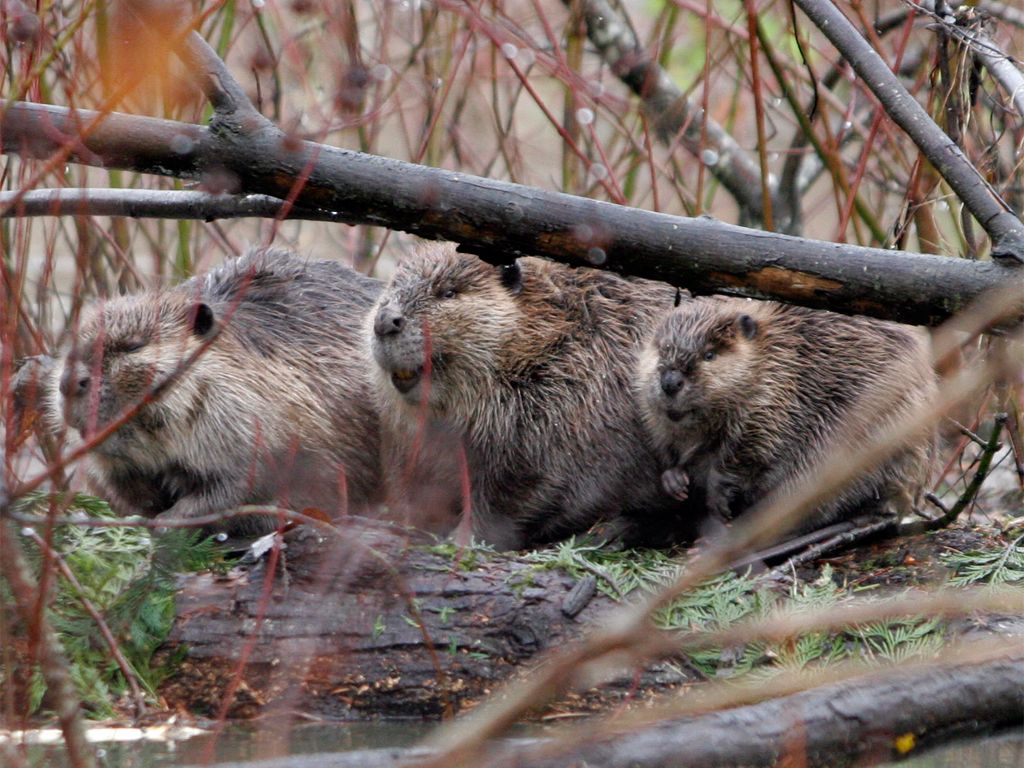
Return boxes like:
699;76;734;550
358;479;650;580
160;520;691;719
173;656;1024;768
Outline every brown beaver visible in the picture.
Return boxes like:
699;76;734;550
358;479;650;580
368;242;687;550
636;296;937;533
45;248;384;532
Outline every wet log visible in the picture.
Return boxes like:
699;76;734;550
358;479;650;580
185;655;1024;768
160;520;690;719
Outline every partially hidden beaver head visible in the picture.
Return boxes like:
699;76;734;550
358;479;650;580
638;298;763;436
54;292;217;460
369;246;523;414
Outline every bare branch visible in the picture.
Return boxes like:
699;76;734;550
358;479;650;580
914;0;1024;121
0;514;97;768
566;0;784;229
2;100;1019;325
792;0;1024;260
0;189;344;222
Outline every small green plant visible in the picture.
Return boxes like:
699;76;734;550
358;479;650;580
524;538;680;597
527;539;954;679
371;614;386;641
425;540;488;571
942;534;1024;586
851;618;946;664
3;492;225;718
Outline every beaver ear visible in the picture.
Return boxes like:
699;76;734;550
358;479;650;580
737;314;757;339
498;261;523;295
189;302;216;338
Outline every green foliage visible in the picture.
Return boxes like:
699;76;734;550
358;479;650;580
372;614;386;641
942;534;1024;587
524;538;679;597
850;618;946;664
528;540;951;679
425;540;487;571
4;492;225;717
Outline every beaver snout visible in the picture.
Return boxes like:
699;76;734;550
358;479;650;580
660;369;684;397
374;303;406;337
59;361;91;399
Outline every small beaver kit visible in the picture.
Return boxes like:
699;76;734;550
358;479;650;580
636;296;938;535
43;248;385;532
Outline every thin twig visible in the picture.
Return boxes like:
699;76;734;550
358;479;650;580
912;0;1024;120
0;189;345;222
901;413;1009;534
565;0;781;228
0;506;97;768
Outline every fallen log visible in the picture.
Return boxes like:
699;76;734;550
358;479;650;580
181;655;1024;768
160;521;691;720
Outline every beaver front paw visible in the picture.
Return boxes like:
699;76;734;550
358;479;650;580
661;467;690;501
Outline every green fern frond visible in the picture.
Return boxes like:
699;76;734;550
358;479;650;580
943;534;1024;586
3;491;225;716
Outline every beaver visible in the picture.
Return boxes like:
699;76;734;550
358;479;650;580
635;296;937;534
45;248;384;532
368;242;687;550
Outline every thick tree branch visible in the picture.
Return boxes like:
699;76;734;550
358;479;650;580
488;655;1024;768
564;0;786;230
792;0;1024;260
158;653;1024;768
2;100;1020;326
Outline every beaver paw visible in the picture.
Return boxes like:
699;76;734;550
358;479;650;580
661;467;690;501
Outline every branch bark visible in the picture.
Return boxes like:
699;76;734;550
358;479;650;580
162;658;1024;768
1;99;1020;326
0;189;341;222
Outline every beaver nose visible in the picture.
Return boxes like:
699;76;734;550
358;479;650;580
59;362;90;399
660;369;684;397
374;304;406;337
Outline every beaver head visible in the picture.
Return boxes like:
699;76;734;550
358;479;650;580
369;247;523;415
54;293;216;460
638;298;762;439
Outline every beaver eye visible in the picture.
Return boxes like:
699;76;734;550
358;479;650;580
122;339;146;354
441;287;457;299
703;349;716;361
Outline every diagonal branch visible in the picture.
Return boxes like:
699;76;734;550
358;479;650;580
792;0;1024;261
566;0;786;229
